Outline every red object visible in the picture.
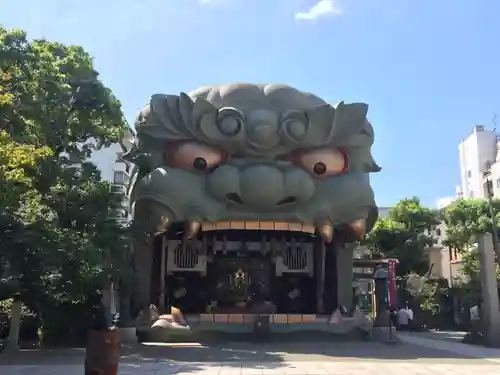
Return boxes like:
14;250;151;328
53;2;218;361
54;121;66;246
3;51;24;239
84;330;121;375
387;259;398;307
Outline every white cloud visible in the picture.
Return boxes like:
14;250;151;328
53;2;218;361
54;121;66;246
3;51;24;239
198;0;234;5
294;0;342;21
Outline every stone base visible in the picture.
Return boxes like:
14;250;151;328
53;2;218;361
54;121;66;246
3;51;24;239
371;326;398;343
2;341;19;352
19;340;40;349
138;325;372;343
119;327;138;344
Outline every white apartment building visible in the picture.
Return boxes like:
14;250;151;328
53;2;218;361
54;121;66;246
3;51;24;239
458;125;498;199
457;124;500;199
90;127;135;223
485;138;500;198
89;126;135;318
426;220;469;284
428;125;500;285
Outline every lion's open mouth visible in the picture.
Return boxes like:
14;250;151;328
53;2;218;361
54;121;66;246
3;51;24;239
155;219;366;243
201;221;314;233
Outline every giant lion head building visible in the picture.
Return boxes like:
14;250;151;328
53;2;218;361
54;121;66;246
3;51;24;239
123;83;381;338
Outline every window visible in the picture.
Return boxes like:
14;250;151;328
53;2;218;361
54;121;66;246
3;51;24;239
450;248;462;262
435;228;441;236
496;179;500;189
449;248;460;262
113;171;126;184
467;170;472;178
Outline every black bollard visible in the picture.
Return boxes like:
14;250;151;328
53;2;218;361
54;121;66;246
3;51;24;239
253;315;271;341
84;290;121;375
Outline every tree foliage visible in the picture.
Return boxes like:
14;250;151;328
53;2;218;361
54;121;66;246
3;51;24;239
0;130;52;213
0;25;131;338
443;198;500;250
459;249;500;282
0;27;123;153
363;197;441;277
441;198;500;289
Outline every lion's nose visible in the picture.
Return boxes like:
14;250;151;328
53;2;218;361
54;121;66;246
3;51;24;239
239;165;285;207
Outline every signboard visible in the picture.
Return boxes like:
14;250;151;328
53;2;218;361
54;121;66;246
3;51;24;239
388;259;397;306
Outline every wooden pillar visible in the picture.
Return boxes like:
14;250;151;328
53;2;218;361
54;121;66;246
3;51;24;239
336;241;354;312
158;236;167;312
132;236;154;318
315;240;326;313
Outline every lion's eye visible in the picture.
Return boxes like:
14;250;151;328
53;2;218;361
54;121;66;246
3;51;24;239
165;142;227;173
290;148;349;178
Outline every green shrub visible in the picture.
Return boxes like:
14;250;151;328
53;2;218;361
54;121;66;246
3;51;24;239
40;301;92;346
0;298;40;341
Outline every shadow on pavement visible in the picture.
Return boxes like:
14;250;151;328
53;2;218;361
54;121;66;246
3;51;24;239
122;343;287;369
128;340;493;364
0;340;492;368
117;340;495;364
0;343;287;370
0;346;211;373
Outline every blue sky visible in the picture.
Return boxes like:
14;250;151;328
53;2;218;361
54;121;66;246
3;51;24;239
1;0;499;208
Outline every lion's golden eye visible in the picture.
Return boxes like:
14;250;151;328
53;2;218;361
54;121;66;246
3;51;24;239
165;141;228;173
290;148;349;178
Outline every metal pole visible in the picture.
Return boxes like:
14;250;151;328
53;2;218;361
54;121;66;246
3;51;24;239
448;246;453;285
388;307;393;341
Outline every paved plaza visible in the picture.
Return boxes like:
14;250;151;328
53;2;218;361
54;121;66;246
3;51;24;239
2;339;500;374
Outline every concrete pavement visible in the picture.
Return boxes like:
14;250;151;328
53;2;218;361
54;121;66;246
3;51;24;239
1;339;500;374
398;331;500;364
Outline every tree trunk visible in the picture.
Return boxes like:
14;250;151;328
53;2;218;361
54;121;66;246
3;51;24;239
7;296;21;350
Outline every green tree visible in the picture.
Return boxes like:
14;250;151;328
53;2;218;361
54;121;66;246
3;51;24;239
0;25;129;339
363;197;441;277
0;130;51;215
443;198;500;258
0;27;123;153
440;198;500;326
